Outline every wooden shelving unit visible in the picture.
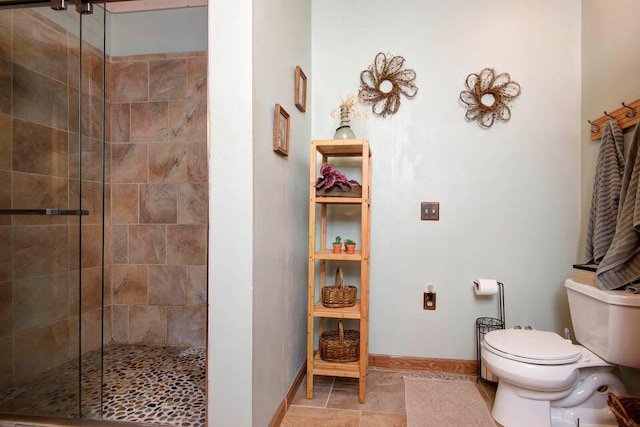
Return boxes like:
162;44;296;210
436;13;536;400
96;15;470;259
306;139;371;403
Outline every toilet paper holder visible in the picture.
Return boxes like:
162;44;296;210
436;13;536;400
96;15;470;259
473;280;505;325
474;281;505;384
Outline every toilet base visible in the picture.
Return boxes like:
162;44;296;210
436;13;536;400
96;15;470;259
492;381;553;427
492;373;624;427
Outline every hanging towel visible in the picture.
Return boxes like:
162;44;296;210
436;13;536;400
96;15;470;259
597;122;640;290
585;120;625;264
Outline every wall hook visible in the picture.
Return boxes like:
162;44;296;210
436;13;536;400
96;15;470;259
622;102;637;118
604;111;616;120
588;119;600;134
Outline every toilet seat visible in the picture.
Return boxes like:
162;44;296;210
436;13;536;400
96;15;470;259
484;329;583;365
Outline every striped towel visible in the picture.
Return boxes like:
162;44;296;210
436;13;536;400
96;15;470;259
585;120;624;264
597;122;640;290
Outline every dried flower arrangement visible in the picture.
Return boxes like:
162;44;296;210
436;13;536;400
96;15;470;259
315;163;360;192
330;93;370;123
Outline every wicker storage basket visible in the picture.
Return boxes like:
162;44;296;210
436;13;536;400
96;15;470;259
608;393;640;427
319;320;359;362
321;267;357;308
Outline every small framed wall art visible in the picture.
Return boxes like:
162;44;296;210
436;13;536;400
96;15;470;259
273;103;290;157
295;66;307;112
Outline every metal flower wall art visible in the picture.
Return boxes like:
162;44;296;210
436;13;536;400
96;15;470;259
358;52;418;117
459;67;521;129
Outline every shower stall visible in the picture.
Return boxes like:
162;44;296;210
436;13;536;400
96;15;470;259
0;1;208;425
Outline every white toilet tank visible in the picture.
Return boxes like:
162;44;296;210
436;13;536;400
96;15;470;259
565;279;640;368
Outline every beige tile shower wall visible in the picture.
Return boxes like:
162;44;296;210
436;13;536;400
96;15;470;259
109;51;207;347
0;9;108;389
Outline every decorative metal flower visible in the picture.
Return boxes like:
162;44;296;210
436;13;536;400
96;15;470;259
359;52;418;117
459;68;521;129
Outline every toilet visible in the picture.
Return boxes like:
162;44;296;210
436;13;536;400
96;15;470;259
481;278;640;427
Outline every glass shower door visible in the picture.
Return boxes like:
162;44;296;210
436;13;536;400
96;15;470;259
75;2;106;419
0;1;105;420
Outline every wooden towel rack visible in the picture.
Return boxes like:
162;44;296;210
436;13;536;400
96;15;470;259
588;98;640;141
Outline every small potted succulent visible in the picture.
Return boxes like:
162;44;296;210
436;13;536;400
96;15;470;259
315;163;361;197
332;236;342;253
344;238;356;254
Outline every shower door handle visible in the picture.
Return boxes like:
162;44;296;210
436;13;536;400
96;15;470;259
0;208;89;216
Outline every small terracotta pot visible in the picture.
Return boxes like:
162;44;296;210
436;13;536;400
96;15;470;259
345;243;356;254
332;243;342;253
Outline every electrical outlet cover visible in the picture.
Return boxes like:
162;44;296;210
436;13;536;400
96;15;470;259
423;292;436;310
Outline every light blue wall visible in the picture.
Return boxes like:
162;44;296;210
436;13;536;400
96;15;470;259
251;0;311;424
313;0;582;360
107;6;207;56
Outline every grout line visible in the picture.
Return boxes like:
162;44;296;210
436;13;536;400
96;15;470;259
323;377;335;408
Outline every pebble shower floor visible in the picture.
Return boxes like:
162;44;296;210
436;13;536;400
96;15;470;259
0;344;206;426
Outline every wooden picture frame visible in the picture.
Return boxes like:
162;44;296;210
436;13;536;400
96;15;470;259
295;66;307;112
273;103;290;157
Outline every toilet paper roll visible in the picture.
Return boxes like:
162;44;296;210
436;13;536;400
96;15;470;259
474;279;499;296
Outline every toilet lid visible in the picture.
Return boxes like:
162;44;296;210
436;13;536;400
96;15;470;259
484;329;583;365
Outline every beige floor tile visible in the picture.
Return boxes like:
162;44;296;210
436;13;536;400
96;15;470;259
324;377;361;410
290;375;334;407
281;406;360;427
360;411;406;427
477;380;498;411
282;369;498;427
327;372;405;414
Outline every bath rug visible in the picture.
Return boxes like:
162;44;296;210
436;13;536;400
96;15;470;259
403;377;496;427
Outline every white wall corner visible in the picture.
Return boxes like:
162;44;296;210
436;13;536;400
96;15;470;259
207;1;254;426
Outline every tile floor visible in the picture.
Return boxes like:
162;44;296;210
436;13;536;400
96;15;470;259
0;344;205;427
1;350;497;427
280;368;498;427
